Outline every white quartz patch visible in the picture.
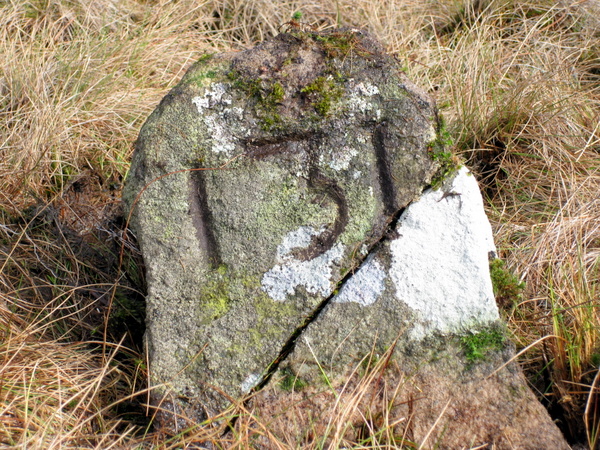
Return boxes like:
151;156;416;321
262;227;344;301
390;167;499;336
203;114;236;154
241;373;261;393
333;257;386;306
327;146;358;171
346;81;381;118
355;82;380;96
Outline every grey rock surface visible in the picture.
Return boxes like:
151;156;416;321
277;167;501;381
124;29;440;419
254;330;570;449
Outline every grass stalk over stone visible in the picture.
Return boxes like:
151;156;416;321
1;0;600;447
232;343;423;449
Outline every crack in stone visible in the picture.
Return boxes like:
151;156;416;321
250;196;418;393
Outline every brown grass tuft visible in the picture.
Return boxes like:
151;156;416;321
0;299;141;449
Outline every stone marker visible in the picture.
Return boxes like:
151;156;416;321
124;28;440;416
124;29;568;447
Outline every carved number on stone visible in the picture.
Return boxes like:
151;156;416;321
189;171;222;266
372;121;397;215
292;166;348;261
245;134;349;262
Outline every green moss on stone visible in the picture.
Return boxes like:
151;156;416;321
311;31;362;59
216;263;228;276
183;57;229;87
490;258;525;310
301;75;344;117
279;367;308;391
460;324;507;364
224;30;365;129
271;82;285;102
226;70;286;131
199;267;233;323
189;70;218;84
428;117;461;189
198;53;215;63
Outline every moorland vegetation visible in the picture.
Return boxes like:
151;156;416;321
1;0;599;447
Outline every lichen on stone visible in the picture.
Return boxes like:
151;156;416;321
262;240;345;302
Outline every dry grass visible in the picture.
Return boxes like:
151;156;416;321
0;297;142;448
136;345;421;449
1;0;599;447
